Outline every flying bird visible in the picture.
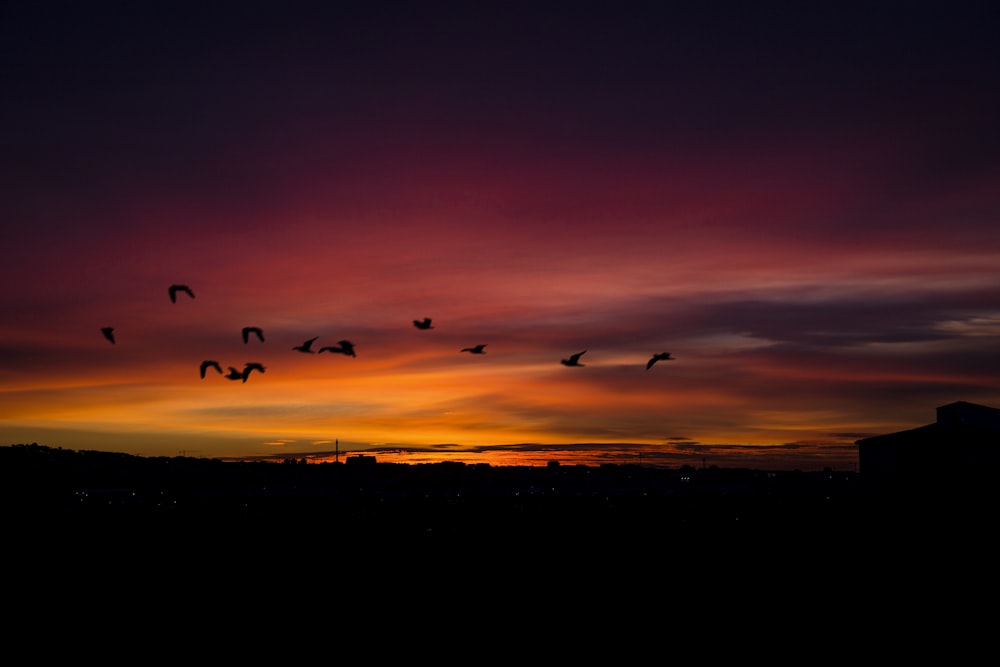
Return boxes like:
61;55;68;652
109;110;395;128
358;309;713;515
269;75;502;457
242;362;266;382
646;352;675;370
561;350;587;367
293;336;319;353
200;360;223;378
242;327;265;344
461;344;487;354
101;327;115;344
413;317;434;330
168;284;195;303
225;366;244;381
319;340;357;357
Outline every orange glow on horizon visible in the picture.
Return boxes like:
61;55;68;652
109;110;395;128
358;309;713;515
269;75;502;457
3;3;997;472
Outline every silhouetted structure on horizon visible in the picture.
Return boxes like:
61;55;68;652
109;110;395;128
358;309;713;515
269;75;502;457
856;400;1000;496
1;442;858;522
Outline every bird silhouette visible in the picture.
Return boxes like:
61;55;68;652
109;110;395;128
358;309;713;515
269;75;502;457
461;344;487;354
101;327;115;344
646;352;674;370
242;327;265;344
319;340;357;357
169;284;195;303
293;336;319;353
413;317;434;330
561;350;587;366
225;366;244;380
200;360;223;378
242;362;266;382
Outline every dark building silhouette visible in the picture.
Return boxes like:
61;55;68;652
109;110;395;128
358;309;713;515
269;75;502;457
856;401;1000;495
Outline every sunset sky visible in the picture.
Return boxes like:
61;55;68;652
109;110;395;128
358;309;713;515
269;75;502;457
2;1;998;470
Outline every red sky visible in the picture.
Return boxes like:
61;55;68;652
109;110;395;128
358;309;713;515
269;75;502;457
2;1;998;470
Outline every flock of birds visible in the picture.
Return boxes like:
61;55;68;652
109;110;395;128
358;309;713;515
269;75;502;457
198;359;267;383
100;284;676;381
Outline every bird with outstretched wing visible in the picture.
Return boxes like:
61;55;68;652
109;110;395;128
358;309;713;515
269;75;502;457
200;360;223;379
319;340;357;357
242;327;265;344
169;284;195;303
646;352;674;370
242;362;266;382
293;336;319;353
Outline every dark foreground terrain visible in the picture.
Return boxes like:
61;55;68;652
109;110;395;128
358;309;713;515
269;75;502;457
5;443;999;629
3;443;864;525
3;443;990;545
